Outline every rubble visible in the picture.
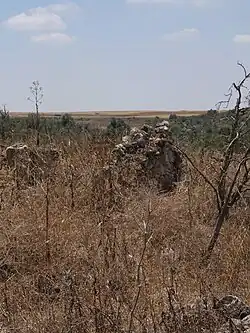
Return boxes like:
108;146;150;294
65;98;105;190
2;143;60;187
215;295;250;333
110;120;182;192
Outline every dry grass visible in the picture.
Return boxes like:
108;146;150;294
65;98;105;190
0;138;248;332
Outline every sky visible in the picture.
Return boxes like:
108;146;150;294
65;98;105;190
1;0;250;112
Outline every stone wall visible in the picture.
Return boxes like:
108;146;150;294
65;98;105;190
111;120;182;192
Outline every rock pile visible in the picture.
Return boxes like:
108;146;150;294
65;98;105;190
164;294;250;333
215;295;250;333
151;293;250;333
2;143;60;186
111;120;182;192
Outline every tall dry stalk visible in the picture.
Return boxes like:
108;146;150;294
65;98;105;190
28;81;43;147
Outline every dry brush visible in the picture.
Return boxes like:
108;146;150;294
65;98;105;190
0;136;248;332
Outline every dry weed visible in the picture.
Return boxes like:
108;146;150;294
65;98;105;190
0;138;248;332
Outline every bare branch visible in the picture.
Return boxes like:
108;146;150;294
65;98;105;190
229;150;250;207
237;61;247;78
201;62;250;264
215;85;233;110
174;146;221;212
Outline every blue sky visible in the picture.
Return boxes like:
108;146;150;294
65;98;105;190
1;0;250;112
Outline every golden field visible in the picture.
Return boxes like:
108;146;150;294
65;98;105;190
10;109;208;118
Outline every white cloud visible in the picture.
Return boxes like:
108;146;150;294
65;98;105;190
126;0;221;7
162;28;200;42
2;2;79;32
233;34;250;44
31;32;75;44
4;8;66;31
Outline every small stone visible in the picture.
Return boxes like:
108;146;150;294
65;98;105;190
141;124;153;133
215;295;248;319
242;315;250;330
156;120;169;127
136;138;146;148
122;135;130;143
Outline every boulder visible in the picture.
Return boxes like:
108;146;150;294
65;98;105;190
5;144;29;168
3;144;60;187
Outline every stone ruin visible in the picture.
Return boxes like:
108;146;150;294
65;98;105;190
1;143;60;187
160;294;250;333
109;120;182;192
215;295;250;333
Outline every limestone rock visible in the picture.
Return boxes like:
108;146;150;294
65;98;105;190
111;120;182;192
215;295;250;320
215;296;250;333
3;144;60;187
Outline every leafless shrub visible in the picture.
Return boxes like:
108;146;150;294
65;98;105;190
175;62;250;265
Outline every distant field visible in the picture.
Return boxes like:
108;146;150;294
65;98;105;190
9;110;211;127
10;110;208;118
